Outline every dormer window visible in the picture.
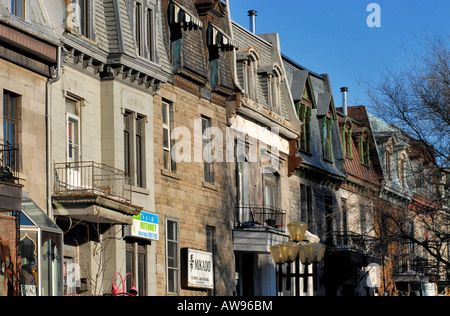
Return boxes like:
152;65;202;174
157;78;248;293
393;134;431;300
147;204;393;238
67;0;93;40
268;65;283;115
242;50;259;101
399;153;407;187
323;114;333;161
135;1;156;61
342;119;353;158
360;130;370;166
10;0;25;19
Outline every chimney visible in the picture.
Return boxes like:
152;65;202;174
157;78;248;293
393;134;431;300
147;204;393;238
248;10;257;34
340;87;348;116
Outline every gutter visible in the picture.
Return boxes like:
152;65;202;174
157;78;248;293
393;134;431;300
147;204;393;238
46;45;62;218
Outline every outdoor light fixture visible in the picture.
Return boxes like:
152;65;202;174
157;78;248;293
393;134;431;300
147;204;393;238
298;243;326;265
287;221;308;242
269;221;327;296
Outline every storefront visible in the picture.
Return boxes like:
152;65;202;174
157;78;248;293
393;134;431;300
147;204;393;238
20;193;63;296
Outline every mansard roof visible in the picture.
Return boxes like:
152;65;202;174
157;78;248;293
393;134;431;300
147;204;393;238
283;56;347;183
231;22;301;138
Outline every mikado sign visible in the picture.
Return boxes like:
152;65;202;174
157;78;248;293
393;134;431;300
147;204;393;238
181;249;214;290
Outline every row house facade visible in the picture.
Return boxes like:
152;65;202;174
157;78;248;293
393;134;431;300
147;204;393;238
0;0;447;297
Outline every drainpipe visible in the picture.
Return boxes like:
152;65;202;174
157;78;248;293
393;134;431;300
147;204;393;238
46;46;62;218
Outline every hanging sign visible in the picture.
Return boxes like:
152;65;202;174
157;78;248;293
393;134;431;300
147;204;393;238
181;249;214;290
129;211;159;240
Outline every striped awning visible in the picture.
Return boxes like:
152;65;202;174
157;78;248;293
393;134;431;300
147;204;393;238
169;1;203;30
207;23;238;52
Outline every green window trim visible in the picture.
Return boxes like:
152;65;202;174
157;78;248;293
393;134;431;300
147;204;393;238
323;117;333;162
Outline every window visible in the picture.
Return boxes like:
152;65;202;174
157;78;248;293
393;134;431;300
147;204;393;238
202;116;214;183
341;198;349;234
124;110;146;187
243;51;259;101
135;115;145;187
385;149;392;180
206;226;216;296
297;103;311;153
399;153;407;187
162;101;175;172
147;9;154;61
360;131;370;166
269;67;282;115
66;97;81;163
135;2;155;60
264;173;279;208
3;91;19;149
323;117;333;161
342;120;353;158
10;0;25;19
300;184;313;232
166;218;179;294
126;242;147;296
70;0;90;39
324;194;334;233
136;2;143;56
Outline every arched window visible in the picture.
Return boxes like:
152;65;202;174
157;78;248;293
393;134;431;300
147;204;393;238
342;119;353;158
268;65;283;115
242;49;259;101
399;153;407;187
360;129;370;166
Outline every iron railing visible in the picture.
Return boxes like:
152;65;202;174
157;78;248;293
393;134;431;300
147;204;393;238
0;143;19;184
54;161;131;203
235;205;286;232
325;231;381;256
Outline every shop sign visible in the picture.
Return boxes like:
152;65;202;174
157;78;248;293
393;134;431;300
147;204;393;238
422;283;437;296
181;249;214;290
131;211;159;240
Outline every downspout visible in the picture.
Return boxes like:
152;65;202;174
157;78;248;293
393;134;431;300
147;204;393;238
46;45;62;218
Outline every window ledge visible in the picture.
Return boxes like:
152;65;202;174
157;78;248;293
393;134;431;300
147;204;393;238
161;169;180;180
132;185;150;195
202;181;217;191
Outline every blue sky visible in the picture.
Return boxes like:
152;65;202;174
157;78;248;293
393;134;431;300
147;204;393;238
228;0;450;110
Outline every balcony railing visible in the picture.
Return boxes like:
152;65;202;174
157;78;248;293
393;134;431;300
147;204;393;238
325;231;381;257
54;161;131;203
0;143;19;184
235;205;286;232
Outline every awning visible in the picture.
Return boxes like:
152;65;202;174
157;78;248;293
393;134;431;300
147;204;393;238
207;22;238;52
169;1;203;30
21;192;62;233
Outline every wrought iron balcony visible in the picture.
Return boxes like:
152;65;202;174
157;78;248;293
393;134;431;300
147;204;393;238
54;161;131;204
235;204;286;232
325;231;381;257
0;143;19;184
